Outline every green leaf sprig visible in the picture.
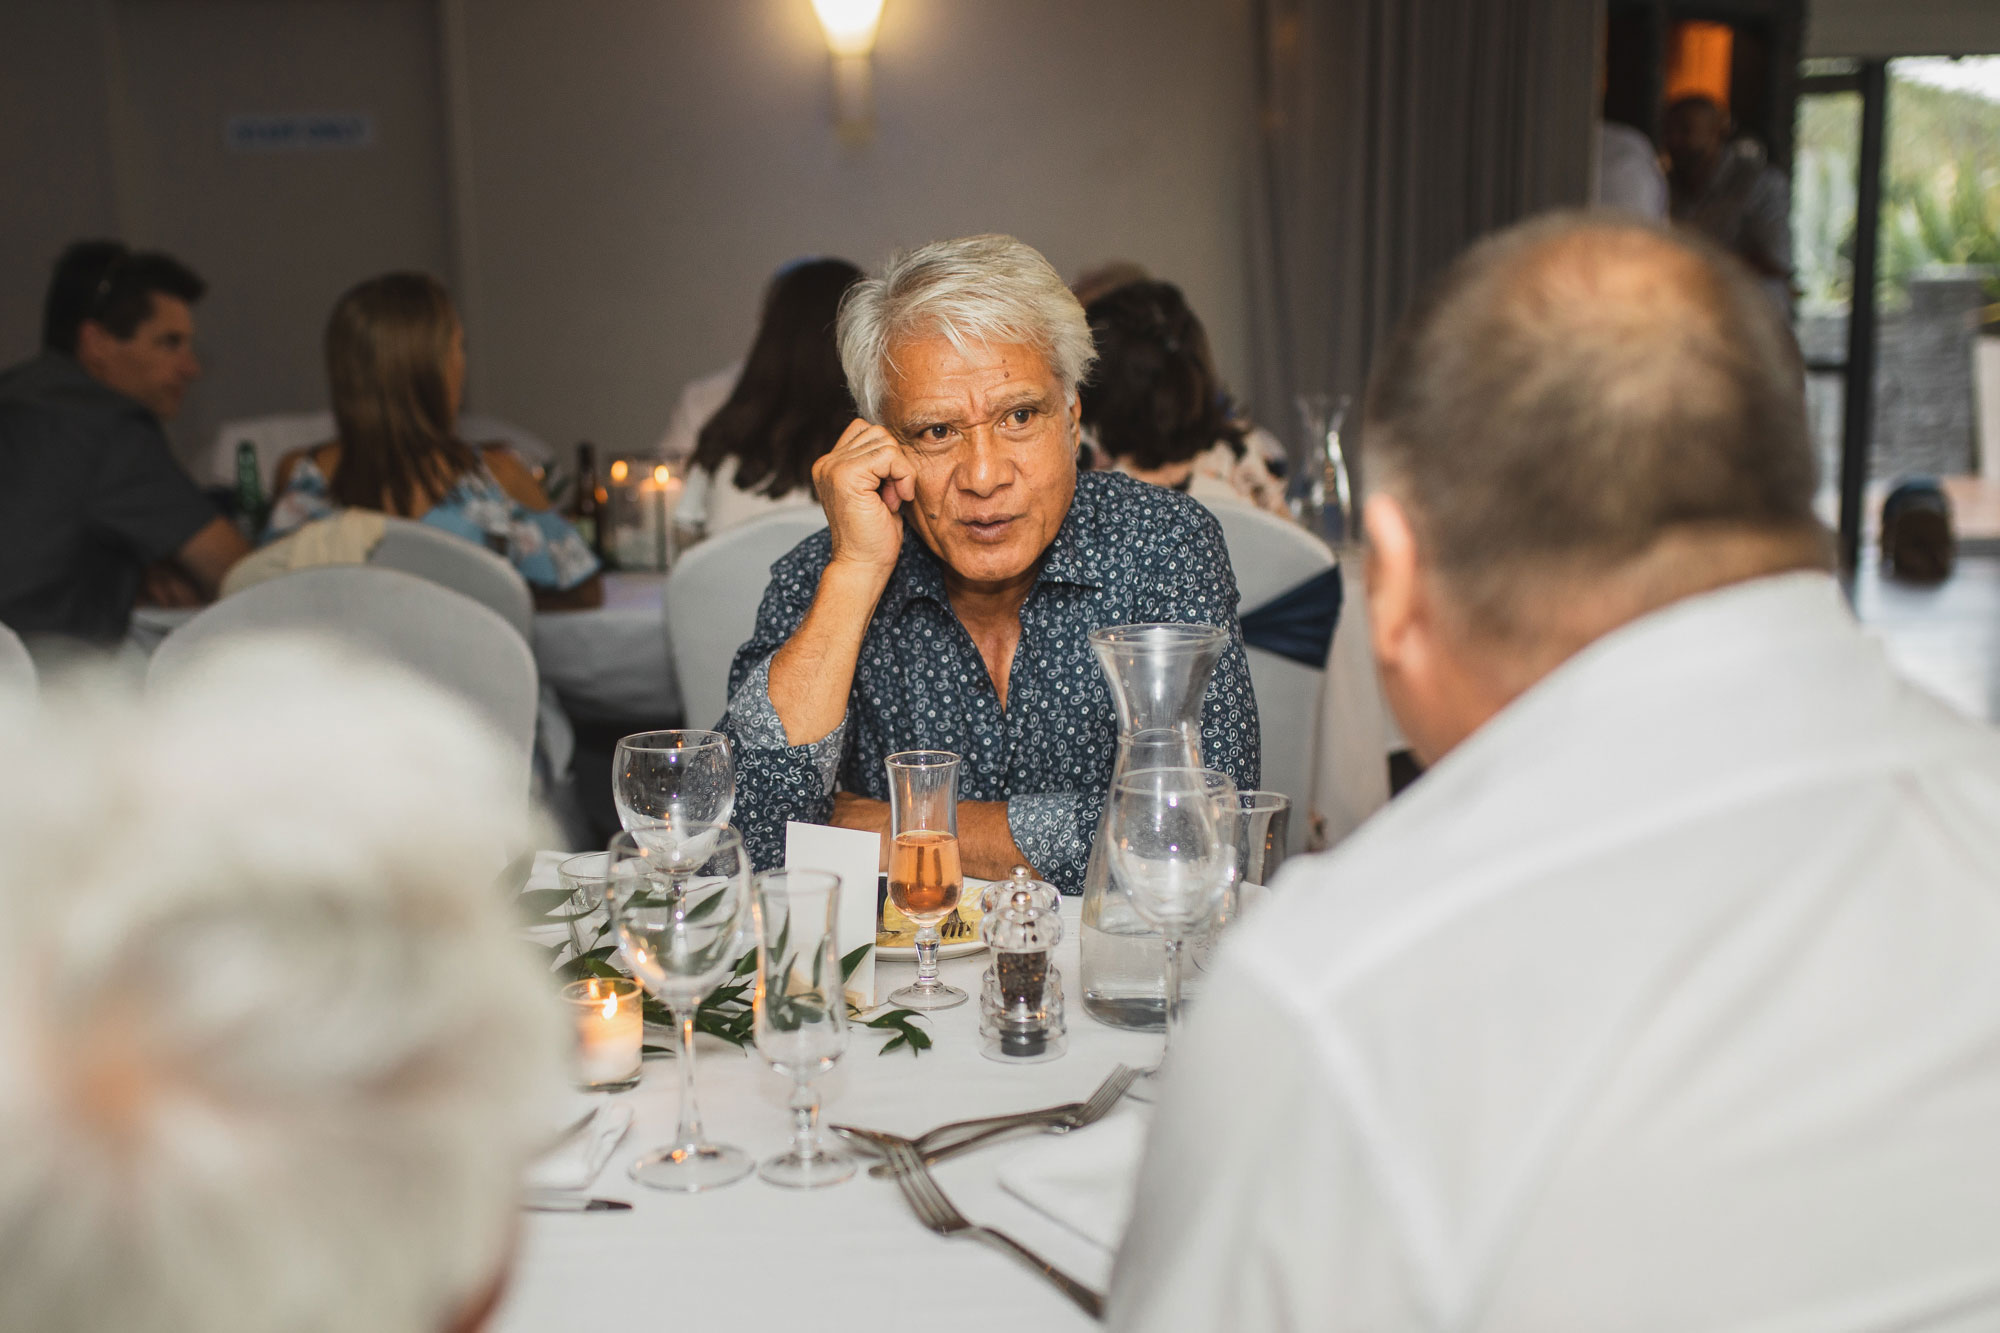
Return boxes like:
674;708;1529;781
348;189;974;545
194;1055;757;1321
525;887;930;1057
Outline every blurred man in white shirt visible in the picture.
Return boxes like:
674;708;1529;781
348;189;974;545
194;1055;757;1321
1111;215;2000;1332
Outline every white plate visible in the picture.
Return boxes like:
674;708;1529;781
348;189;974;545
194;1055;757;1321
875;876;994;961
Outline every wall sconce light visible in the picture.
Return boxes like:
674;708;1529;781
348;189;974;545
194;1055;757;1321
811;0;884;143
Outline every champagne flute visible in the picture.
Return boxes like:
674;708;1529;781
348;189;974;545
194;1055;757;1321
1106;767;1235;1068
751;869;855;1189
885;750;967;1011
612;729;735;839
608;823;752;1192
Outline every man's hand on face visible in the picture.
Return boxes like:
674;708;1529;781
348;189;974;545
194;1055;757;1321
813;418;916;584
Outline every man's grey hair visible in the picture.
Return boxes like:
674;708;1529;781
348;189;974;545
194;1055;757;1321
838;234;1097;424
0;639;565;1333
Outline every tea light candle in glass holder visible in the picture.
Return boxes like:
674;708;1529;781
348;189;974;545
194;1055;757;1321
563;976;644;1091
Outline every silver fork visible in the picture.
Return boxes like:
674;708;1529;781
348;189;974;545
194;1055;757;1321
857;1064;1139;1178
880;1137;1105;1320
939;909;973;940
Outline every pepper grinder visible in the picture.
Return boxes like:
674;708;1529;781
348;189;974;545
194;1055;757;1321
979;866;1066;1063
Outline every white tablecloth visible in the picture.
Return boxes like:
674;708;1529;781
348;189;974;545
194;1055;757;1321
129;570;679;723
492;897;1158;1333
532;572;677;722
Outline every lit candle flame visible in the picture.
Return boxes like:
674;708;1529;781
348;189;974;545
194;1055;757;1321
653;464;671;485
601;992;618;1020
609;458;629;484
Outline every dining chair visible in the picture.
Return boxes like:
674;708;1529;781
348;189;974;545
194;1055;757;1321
1210;503;1338;853
664;510;829;729
1310;560;1404;850
0;622;36;698
148;566;538;788
369;517;535;642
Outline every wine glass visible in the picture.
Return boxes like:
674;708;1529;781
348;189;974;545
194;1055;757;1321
608;823;753;1192
1105;767;1236;1070
612;729;735;838
885;750;967;1011
750;869;855;1189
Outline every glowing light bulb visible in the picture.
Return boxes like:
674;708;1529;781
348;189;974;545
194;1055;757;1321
609;458;629;484
653;464;671;485
811;0;884;58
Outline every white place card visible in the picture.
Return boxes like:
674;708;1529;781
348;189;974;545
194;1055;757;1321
784;821;884;1009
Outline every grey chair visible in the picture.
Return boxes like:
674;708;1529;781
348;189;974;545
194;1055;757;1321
148;565;538;785
0;622;36;698
1210;504;1337;853
369;516;534;641
665;510;829;729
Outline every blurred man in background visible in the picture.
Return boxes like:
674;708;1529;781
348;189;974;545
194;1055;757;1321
0;241;248;652
0;638;564;1333
1663;96;1794;312
1112;216;2000;1330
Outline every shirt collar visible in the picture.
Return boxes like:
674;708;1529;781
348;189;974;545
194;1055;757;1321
879;470;1108;615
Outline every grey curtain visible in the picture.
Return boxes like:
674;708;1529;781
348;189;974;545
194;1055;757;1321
1244;0;1601;472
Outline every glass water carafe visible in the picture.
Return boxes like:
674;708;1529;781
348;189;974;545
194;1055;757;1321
1079;622;1227;1030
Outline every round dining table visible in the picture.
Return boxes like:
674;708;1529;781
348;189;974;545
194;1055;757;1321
493;886;1156;1333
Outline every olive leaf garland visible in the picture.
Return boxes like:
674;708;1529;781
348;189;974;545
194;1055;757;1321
521;886;932;1056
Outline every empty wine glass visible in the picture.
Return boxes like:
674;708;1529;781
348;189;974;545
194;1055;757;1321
885;750;967;1011
612;729;735;838
750;869;855;1189
1106;767;1236;1073
608;823;752;1192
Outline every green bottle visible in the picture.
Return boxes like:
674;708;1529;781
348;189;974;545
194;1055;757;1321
235;440;264;540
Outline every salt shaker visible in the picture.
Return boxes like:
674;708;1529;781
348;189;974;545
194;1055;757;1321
979;867;1066;1063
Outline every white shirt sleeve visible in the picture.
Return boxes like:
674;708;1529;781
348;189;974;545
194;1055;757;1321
1107;954;1427;1332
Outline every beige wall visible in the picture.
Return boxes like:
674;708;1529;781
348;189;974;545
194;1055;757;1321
1;1;122;366
451;0;1256;457
1808;0;2000;58
2;0;1258;465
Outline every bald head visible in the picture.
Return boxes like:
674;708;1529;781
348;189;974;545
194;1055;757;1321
1363;213;1822;645
1357;215;1826;762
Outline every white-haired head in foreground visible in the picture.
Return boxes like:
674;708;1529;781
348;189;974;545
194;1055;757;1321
0;637;566;1333
837;233;1097;423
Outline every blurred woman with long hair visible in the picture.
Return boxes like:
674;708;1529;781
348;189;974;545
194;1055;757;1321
1080;280;1287;516
264;273;602;608
675;258;861;539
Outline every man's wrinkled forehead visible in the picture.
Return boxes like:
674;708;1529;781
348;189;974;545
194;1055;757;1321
883;335;1062;430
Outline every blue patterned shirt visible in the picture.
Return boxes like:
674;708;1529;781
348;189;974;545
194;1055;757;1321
263;453;601;591
718;469;1260;893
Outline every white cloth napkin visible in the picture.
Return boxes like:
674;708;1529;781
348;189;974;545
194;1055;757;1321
995;1108;1150;1252
527;1096;633;1192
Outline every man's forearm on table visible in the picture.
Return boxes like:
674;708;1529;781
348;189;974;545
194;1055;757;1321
767;562;885;746
958;800;1035;881
829;795;1033;880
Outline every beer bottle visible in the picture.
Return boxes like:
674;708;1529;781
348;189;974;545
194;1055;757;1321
234;440;265;540
569;442;603;556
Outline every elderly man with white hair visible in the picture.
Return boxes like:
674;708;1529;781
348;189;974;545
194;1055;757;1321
719;234;1259;892
1109;216;2000;1329
0;641;565;1333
